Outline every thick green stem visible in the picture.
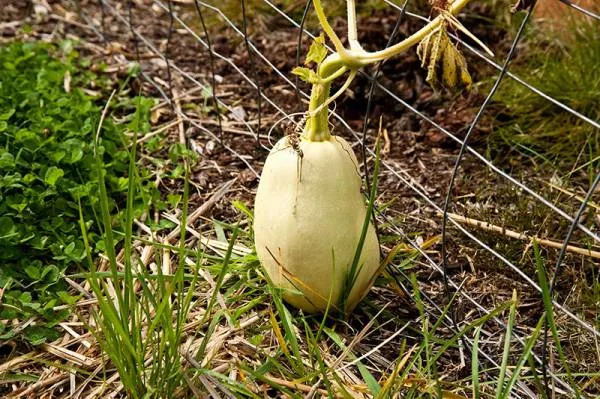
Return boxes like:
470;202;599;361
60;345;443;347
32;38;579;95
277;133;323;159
302;56;347;142
304;81;332;142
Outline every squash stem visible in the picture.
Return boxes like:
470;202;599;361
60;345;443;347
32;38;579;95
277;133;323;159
304;81;332;142
303;59;347;142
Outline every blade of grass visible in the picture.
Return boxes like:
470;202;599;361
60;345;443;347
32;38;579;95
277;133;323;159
259;263;305;375
495;289;517;399
411;273;433;380
89;91;146;398
324;327;381;396
534;240;582;398
343;129;382;313
501;314;545;397
300;317;336;397
471;326;481;399
84;94;200;397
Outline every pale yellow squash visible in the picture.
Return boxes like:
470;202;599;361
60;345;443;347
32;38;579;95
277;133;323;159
254;135;380;313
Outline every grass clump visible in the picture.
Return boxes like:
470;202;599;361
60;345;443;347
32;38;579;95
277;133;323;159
489;19;600;168
82;96;197;398
0;41;155;344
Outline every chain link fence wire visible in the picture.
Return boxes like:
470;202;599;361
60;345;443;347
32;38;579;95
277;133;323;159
75;0;599;396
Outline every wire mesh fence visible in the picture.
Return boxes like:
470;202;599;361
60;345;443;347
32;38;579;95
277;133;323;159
72;0;599;396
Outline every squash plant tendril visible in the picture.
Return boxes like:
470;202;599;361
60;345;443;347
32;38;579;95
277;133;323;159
78;0;600;396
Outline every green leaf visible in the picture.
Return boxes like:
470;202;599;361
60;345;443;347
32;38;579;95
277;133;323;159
305;33;327;66
61;138;84;163
232;200;254;222
49;150;66;163
0;41;156;343
0;216;17;239
0;151;15;169
40;265;60;284
114;176;129;191
127;96;154;134
167;193;182;207
23;173;36;184
24;265;41;281
0;329;16;341
19;291;33;304
44;166;64;186
64;241;85;262
7;195;27;213
291;67;320;84
23;326;60;345
57;291;80;305
43;299;57;310
0;108;15;120
30;235;49;250
157;218;177;230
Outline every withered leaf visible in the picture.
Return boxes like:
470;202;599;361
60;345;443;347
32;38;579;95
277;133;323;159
417;24;472;91
443;40;472;89
417;26;447;88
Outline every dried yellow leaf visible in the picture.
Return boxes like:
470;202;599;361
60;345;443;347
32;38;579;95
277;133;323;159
442;40;458;88
443;39;472;90
417;23;472;91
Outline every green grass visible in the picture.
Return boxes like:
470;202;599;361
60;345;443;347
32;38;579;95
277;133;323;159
533;240;581;398
488;18;600;170
81;94;186;398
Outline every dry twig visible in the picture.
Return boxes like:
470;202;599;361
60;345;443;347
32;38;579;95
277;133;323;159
441;212;600;259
